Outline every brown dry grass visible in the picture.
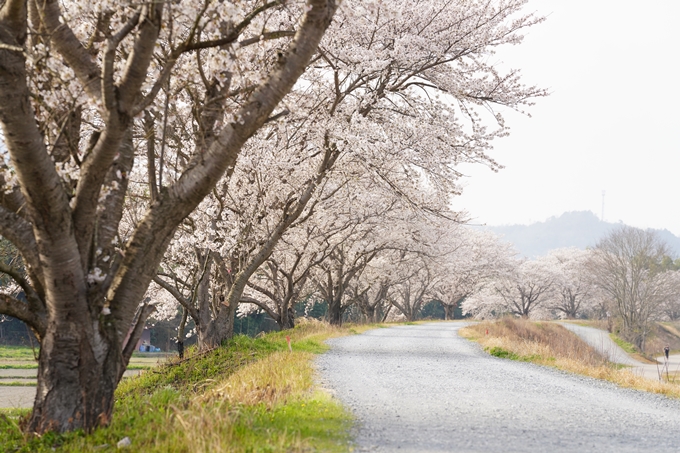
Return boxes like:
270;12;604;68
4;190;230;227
203;351;314;408
460;317;680;399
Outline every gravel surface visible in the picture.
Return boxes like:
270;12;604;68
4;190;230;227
317;322;680;452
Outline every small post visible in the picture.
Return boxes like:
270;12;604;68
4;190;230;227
286;335;292;352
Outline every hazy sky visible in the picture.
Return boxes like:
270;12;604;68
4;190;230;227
451;1;680;235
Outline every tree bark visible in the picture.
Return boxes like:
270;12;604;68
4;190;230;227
280;305;295;330
0;0;338;433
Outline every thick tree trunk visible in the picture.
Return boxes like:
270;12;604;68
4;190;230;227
30;330;120;432
199;306;233;348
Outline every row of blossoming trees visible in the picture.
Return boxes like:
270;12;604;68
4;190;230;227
462;226;680;352
0;0;550;434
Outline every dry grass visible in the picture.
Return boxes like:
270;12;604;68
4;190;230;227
204;351;314;408
168;319;358;453
460;318;680;399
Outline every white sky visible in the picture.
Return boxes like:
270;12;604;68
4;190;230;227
451;0;680;235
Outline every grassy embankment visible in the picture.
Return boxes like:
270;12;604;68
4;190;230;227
460;318;680;398
0;320;371;452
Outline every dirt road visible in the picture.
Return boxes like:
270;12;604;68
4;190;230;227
317;322;680;452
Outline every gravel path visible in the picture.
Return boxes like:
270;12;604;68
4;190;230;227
317;322;680;452
558;323;680;380
557;323;645;366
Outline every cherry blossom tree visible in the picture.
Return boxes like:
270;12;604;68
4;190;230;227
153;0;546;342
388;253;437;322
431;228;514;320
463;255;557;319
0;0;337;433
547;248;595;319
346;256;393;323
242;225;331;330
313;232;383;325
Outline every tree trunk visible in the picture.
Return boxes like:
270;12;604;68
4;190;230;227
443;303;455;321
26;293;154;433
280;305;295;330
197;305;232;348
177;307;187;359
405;309;416;322
362;305;376;323
0;0;339;434
328;297;343;326
30;330;120;432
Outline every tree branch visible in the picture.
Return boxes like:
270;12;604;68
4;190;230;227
120;302;155;378
108;0;339;334
37;0;102;100
153;275;199;322
0;293;46;338
240;295;279;322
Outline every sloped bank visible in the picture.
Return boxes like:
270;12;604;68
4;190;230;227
0;321;356;452
461;318;680;398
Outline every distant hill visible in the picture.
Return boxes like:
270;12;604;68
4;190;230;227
486;211;680;257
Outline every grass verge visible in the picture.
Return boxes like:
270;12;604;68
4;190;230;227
609;334;637;354
460;318;680;399
0;319;372;452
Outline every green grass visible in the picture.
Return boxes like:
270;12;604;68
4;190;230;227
0;364;38;369
125;365;153;370
610;333;638;354
227;394;351;452
0;382;36;386
0;346;38;360
485;346;542;363
0;322;354;452
486;346;520;360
